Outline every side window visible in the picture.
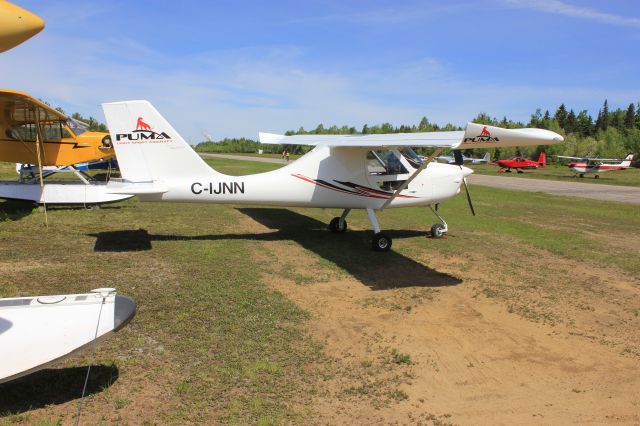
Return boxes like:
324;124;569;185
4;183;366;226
367;150;408;175
42;123;71;140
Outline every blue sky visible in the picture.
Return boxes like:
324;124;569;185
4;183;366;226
1;0;639;142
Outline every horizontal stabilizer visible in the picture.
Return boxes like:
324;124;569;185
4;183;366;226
106;179;168;195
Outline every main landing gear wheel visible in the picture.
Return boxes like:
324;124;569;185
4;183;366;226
579;173;584;178
430;223;446;239
594;175;600;179
329;217;347;233
372;232;392;251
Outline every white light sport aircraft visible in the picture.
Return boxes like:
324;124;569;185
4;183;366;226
101;101;563;251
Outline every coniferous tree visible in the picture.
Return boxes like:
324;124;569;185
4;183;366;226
418;116;429;131
576;110;593;137
555;103;568;129
624;103;636;129
565;109;577;134
602;99;610;130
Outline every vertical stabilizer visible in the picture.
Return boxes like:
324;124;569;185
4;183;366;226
621;154;634;168
102;100;218;183
537;151;546;166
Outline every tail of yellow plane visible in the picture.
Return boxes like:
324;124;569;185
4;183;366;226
0;1;44;53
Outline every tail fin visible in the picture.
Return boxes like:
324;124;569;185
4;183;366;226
482;152;489;162
101;100;217;183
621;154;634;168
537;151;546;166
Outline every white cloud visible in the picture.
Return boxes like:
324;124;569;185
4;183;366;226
501;0;640;28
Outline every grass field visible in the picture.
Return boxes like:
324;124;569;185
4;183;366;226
0;158;639;424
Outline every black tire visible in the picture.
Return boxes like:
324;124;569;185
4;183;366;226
579;173;584;178
372;232;392;251
329;217;347;233
594;175;599;179
430;223;446;239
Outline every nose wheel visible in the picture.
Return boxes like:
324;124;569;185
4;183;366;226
429;205;448;239
328;209;350;233
329;217;347;233
372;232;392;251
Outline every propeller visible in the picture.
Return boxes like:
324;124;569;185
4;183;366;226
462;176;475;216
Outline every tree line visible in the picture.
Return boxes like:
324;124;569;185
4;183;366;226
62;99;636;163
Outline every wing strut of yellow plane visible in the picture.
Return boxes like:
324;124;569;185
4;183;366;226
33;104;48;227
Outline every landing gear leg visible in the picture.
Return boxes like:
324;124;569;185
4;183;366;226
329;208;350;233
429;205;448;239
366;208;391;251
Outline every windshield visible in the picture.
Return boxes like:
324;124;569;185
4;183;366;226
66;118;89;136
400;148;423;169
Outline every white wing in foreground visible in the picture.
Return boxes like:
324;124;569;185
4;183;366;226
0;289;135;384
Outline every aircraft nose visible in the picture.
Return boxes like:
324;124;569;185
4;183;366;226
0;2;45;53
461;165;474;178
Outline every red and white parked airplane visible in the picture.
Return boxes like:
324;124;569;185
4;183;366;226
495;152;546;173
557;154;635;178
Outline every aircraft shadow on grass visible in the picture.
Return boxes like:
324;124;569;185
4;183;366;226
90;208;462;291
0;364;119;415
0;199;35;222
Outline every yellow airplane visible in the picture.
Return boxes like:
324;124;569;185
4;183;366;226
0;89;115;166
0;0;44;53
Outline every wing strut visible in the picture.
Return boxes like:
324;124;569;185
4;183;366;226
33;105;48;227
380;148;443;210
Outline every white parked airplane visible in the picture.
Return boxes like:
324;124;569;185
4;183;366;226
102;101;563;251
436;151;490;165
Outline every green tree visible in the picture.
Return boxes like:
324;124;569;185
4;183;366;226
565;109;577;134
555;103;567;129
576;110;593;137
624;103;636;129
602;99;610;131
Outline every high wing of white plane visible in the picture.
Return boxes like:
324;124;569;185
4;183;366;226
102;100;563;251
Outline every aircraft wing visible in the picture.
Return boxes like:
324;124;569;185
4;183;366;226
259;130;465;148
0;89;68;126
260;123;563;149
557;155;624;162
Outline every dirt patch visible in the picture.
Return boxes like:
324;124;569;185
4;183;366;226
240;211;640;425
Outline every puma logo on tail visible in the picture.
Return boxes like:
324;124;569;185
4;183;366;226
136;117;151;131
480;126;491;137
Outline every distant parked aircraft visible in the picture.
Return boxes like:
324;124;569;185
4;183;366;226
495;152;546;173
437;151;490;165
556;154;635;178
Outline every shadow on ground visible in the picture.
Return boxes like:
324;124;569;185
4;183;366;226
0;199;35;222
89;208;462;290
0;364;119;415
